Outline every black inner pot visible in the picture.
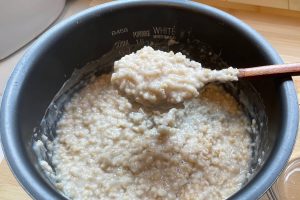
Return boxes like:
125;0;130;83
0;1;298;200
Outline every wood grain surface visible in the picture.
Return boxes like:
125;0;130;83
1;0;300;199
0;162;31;200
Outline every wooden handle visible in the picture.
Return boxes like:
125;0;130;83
238;63;300;78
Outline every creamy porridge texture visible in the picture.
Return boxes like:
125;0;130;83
52;73;251;200
111;46;239;106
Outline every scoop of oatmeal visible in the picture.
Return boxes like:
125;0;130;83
111;46;238;106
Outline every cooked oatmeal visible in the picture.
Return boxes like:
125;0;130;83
51;74;251;200
111;46;238;106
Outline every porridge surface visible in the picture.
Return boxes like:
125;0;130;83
52;74;251;200
112;46;238;106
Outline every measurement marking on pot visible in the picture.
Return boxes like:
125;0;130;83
132;30;151;38
136;39;151;46
113;40;130;48
152;26;176;35
152;26;176;39
153;35;176;39
118;48;131;56
111;27;128;36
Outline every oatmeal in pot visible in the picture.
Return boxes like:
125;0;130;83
49;47;251;200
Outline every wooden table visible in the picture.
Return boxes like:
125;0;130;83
0;1;300;199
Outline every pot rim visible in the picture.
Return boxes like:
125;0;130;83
0;1;298;199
